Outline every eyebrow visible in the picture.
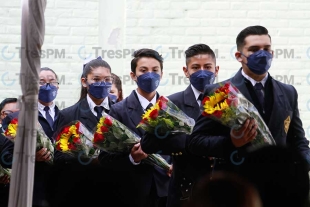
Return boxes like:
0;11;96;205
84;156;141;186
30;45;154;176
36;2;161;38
248;45;271;50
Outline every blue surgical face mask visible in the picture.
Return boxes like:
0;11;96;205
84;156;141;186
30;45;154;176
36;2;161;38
136;72;160;93
242;50;273;75
38;83;58;103
108;94;118;103
189;70;215;92
88;82;112;99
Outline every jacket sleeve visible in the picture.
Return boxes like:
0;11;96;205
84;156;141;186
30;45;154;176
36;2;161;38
98;104;133;169
0;138;14;168
188;113;235;160
286;86;310;168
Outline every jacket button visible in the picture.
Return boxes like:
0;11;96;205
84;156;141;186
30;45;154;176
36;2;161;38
172;153;175;156
179;152;182;155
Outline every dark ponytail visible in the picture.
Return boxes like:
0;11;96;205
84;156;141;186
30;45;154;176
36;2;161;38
78;57;112;102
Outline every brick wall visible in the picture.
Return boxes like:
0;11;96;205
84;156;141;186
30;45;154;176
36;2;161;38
0;0;310;137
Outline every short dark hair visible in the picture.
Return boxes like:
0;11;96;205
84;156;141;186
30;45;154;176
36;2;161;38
40;67;58;80
0;98;18;113
79;57;112;102
236;25;271;51
185;44;216;65
130;48;163;73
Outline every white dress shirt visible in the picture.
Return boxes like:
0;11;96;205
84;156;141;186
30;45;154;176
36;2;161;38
86;94;110;117
191;84;203;106
38;101;56;120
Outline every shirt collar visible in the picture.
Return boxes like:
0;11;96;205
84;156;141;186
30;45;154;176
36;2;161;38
241;69;269;87
191;84;202;101
87;94;110;111
135;89;157;110
38;101;55;111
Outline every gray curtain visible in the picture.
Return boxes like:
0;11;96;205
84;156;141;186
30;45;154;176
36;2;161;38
8;0;46;206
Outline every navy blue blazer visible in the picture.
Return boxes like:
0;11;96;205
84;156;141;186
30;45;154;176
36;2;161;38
98;90;171;205
141;85;212;207
0;106;59;206
188;69;310;170
50;97;115;207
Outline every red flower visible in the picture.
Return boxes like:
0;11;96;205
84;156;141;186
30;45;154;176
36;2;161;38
11;118;18;125
56;134;61;141
213;110;223;118
150;109;159;119
62;126;70;134
94;133;105;143
73;137;81;144
56;143;62;151
202;96;210;105
202;111;209;117
68;143;76;150
75;121;80;129
100;126;109;133
104;117;113;127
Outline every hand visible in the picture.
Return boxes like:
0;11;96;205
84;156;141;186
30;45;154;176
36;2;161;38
130;143;148;163
0;175;10;185
36;148;51;162
230;118;257;147
167;164;173;177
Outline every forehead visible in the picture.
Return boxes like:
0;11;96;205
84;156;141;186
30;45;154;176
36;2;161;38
89;66;111;76
2;102;17;111
187;54;215;65
243;35;271;48
39;70;56;79
137;57;161;68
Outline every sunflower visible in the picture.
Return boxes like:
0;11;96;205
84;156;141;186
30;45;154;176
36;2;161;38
203;92;229;115
142;104;160;120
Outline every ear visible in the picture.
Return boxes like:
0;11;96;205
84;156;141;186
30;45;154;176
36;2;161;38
130;72;136;82
270;50;274;58
160;71;163;80
235;51;243;63
214;66;219;77
81;77;87;87
183;67;189;78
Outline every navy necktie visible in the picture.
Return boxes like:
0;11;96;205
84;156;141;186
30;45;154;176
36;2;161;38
254;82;264;112
145;103;153;111
94;106;104;120
43;106;53;128
198;94;203;101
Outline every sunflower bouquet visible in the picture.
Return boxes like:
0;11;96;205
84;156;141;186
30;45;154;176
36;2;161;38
202;82;275;151
90;114;171;171
54;121;98;159
137;96;195;137
2;118;55;164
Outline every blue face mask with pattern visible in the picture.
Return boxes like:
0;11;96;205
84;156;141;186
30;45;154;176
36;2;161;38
136;72;160;93
38;83;57;103
88;82;112;99
189;70;215;92
242;50;273;75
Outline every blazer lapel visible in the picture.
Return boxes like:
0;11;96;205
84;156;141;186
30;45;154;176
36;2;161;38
231;68;254;104
79;98;98;132
127;91;145;136
183;85;200;119
267;78;286;143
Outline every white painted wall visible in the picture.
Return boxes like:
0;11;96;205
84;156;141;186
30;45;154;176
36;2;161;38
0;0;309;137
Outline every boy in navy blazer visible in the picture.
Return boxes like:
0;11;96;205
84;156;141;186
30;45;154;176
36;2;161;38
188;26;310;172
141;44;220;207
98;48;171;207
